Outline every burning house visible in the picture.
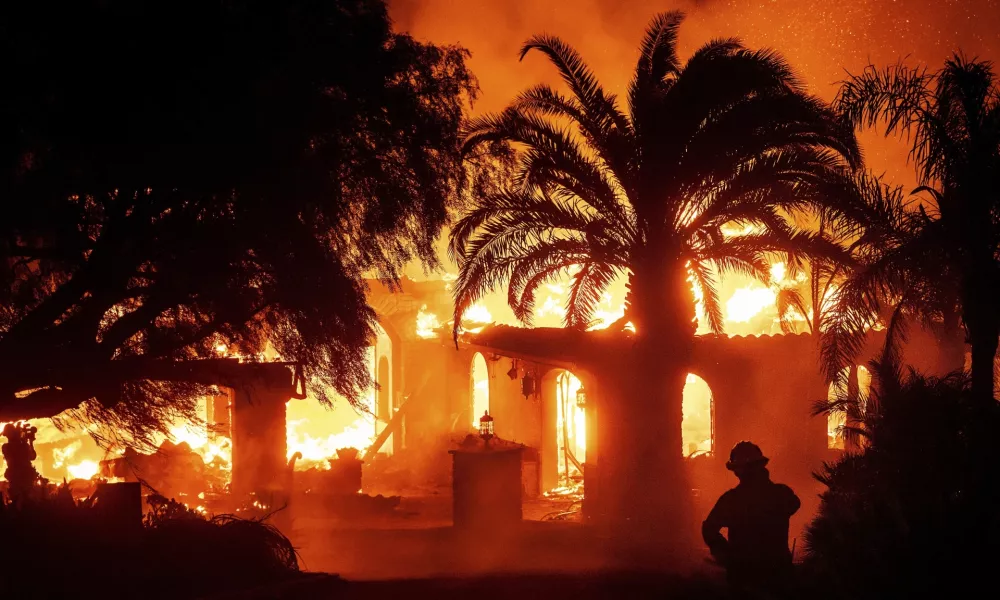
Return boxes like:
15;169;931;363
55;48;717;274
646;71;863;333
0;274;951;542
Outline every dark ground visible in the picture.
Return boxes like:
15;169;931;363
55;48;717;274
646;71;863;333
208;572;729;599
204;489;730;599
290;487;715;578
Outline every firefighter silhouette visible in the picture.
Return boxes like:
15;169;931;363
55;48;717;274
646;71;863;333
702;441;800;597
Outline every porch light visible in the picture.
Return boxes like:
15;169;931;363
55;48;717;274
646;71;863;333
576;387;587;408
479;410;495;446
506;363;518;380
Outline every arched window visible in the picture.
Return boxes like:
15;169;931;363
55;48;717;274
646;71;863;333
827;365;872;450
682;373;714;457
471;352;490;428
377;357;390;425
555;370;585;484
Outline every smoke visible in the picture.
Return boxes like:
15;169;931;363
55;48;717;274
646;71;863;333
392;0;998;180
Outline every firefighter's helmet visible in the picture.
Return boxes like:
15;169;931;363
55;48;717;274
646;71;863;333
726;441;769;471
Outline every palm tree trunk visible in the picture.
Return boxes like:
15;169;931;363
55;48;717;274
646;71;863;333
603;261;696;553
964;260;999;402
845;364;862;452
937;307;967;375
969;324;998;402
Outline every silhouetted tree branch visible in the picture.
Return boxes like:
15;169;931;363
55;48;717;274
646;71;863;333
0;0;477;444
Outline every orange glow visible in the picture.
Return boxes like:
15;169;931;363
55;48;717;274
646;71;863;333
162;417;233;471
285;345;380;469
0;418;109;483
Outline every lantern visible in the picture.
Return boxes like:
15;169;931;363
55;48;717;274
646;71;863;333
506;363;518;380
479;410;495;446
576;387;587;408
521;372;535;398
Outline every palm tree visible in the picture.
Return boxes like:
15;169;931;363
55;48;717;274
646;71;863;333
450;11;859;539
832;55;1000;401
815;171;968;453
778;175;906;447
806;359;1000;598
775;245;838;336
820;176;966;381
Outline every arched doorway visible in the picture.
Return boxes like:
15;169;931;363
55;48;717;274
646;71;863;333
371;322;393;455
555;370;585;486
682;373;714;457
377;357;390;425
471;353;490;429
827;365;872;450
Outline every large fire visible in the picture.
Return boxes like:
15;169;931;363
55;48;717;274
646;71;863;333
416;303;492;338
287;412;377;469
726;286;778;323
724;263;794;325
0;399;235;488
2;253;798;503
415;305;442;339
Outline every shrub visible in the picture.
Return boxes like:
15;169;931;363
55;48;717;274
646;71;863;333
0;491;300;598
804;362;1000;598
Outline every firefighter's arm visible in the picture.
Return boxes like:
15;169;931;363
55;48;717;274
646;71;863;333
780;484;801;516
701;494;730;564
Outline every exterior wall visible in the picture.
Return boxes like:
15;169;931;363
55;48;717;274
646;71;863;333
484;357;544;449
398;340;468;448
692;334;827;489
441;329;950;514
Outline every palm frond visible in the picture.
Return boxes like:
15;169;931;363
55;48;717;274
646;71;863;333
520;34;631;134
564;261;621;329
628;11;685;117
777;287;810;334
689;261;724;334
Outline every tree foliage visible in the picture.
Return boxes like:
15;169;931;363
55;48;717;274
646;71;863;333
450;11;859;341
829;55;1000;399
805;362;1000;598
0;0;476;439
